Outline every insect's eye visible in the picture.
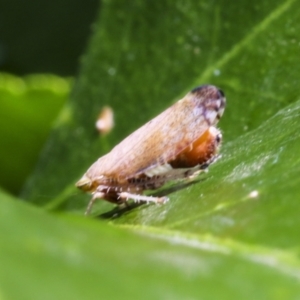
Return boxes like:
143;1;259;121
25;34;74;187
218;89;225;97
216;133;222;144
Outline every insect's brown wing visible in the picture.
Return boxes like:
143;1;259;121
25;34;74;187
89;85;225;180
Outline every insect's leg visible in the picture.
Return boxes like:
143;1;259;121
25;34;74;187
85;192;105;216
187;154;222;180
203;153;222;168
118;192;169;204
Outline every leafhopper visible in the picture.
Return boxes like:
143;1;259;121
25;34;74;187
76;85;226;215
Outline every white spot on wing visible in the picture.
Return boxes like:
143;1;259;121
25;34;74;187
219;107;225;116
206;110;217;124
208;126;220;137
145;164;173;177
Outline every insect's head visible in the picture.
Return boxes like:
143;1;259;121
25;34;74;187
76;174;93;192
190;85;226;122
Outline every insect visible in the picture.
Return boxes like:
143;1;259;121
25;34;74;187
76;85;226;215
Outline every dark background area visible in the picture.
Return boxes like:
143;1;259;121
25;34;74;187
0;0;99;76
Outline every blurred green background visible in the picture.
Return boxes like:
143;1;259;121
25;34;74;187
0;0;98;194
0;0;98;75
1;0;300;299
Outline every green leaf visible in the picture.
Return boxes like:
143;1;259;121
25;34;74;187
2;0;300;298
1;189;300;300
0;73;70;193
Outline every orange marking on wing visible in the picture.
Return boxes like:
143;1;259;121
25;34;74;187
169;128;220;168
